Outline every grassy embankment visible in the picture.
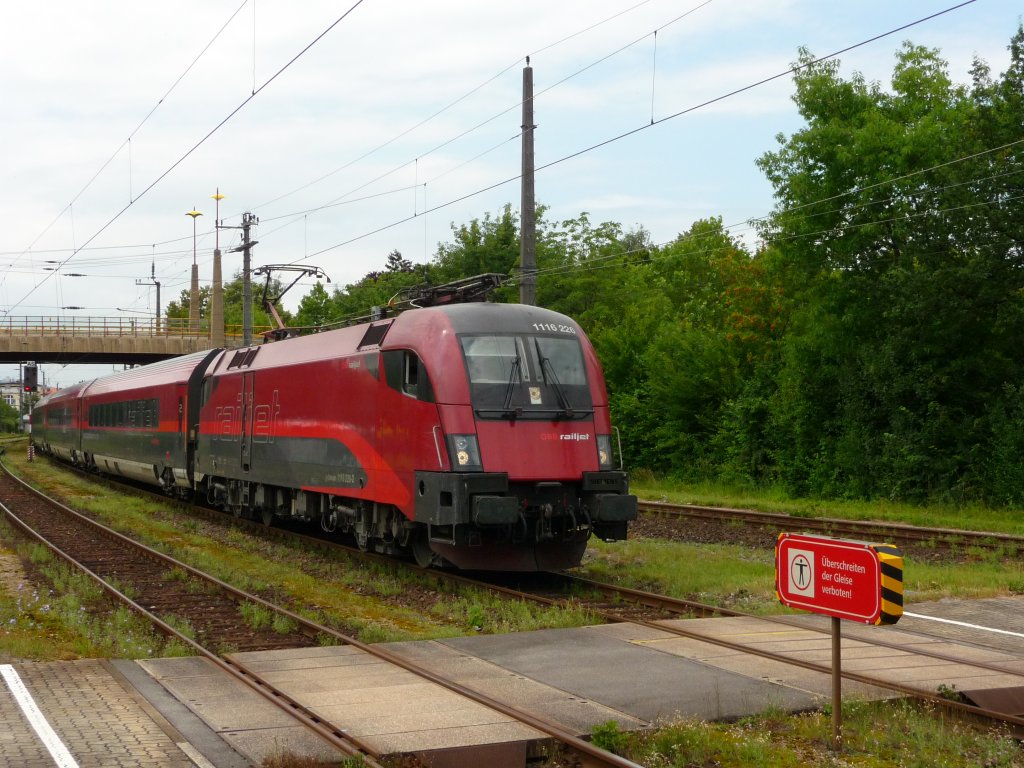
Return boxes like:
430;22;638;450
590;474;1024;611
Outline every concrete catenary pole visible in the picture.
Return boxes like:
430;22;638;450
210;189;225;347
520;57;537;306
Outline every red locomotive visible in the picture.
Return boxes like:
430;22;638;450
31;281;636;570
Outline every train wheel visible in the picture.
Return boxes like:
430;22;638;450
412;533;437;569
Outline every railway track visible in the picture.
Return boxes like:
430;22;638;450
0;459;646;768
639;499;1024;554
11;455;1024;747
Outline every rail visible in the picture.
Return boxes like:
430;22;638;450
0;315;272;341
637;499;1024;554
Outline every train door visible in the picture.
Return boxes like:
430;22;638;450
184;349;223;488
381;349;441;477
177;396;184;453
240;372;255;472
74;394;83;457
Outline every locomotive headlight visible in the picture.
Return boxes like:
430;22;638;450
597;434;614;470
447;434;482;471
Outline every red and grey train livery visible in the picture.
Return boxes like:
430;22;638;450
31;301;637;570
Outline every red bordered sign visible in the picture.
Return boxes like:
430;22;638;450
775;533;903;625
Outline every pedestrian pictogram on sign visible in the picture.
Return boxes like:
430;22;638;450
788;549;814;597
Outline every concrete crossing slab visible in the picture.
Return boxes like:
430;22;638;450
432;625;818;722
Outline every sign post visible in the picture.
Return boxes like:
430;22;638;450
775;533;903;750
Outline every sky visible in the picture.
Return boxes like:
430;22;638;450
1;0;1021;387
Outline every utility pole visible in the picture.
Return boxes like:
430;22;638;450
520;56;537;306
228;213;259;346
136;262;161;333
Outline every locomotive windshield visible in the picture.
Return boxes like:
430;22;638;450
460;334;593;419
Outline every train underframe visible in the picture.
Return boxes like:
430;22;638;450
199;469;636;571
33;444;636;572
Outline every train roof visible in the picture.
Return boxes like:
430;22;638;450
80;349;219;397
206;303;587;374
410;302;578;334
35;380;93;409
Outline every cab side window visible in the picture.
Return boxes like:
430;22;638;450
404;354;419;396
383;350;434;402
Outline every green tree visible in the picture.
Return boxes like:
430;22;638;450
329;265;429;323
293;281;332;328
165;286;211;320
433;204;520;282
385;249;414;273
0;399;20;432
165;272;290;335
757;28;1024;501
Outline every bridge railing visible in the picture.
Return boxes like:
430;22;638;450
0;317;270;341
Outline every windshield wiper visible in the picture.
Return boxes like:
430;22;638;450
501;356;523;419
534;340;574;418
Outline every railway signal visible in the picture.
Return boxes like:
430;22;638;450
23;364;37;392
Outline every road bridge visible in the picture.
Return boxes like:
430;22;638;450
0;317;258;365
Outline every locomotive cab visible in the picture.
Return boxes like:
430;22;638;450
409;304;637;571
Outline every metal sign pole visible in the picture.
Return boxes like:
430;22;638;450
832;616;842;751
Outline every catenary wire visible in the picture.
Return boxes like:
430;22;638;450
5;0;369;315
292;0;979;262
8;0;992;311
249;0;693;214
3;0;250;282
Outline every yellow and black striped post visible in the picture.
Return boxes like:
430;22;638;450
875;544;904;625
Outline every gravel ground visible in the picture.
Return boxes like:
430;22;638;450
630;513;778;549
630;512;959;564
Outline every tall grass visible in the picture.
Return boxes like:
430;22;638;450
593;700;1022;767
0;531;185;659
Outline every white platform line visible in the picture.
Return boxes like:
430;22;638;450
904;612;1024;639
0;664;79;768
178;742;216;768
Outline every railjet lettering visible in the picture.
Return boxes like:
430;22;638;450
214;389;280;442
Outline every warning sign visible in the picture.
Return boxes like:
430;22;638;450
775;533;903;625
